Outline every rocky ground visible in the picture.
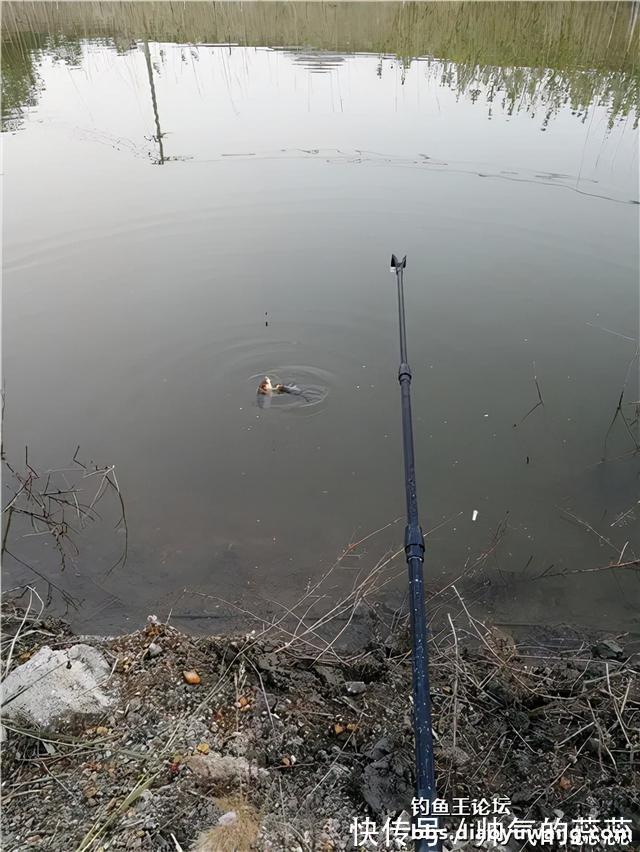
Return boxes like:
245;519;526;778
1;591;639;852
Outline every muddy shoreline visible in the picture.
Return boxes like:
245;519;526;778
1;595;638;851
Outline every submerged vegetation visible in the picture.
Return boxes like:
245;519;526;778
2;1;639;130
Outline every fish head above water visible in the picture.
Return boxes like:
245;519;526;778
257;376;274;394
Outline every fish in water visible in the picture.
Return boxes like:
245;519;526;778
257;376;281;395
256;376;303;408
257;376;301;395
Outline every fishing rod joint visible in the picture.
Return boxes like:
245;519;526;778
398;362;412;382
404;523;425;560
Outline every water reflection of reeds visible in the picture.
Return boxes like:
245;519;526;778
2;1;638;130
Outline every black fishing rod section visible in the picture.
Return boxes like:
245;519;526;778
390;254;441;852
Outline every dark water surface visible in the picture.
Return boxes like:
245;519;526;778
3;3;639;635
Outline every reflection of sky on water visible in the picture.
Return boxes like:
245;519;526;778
7;43;637;198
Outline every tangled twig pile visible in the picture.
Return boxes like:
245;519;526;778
2;446;128;608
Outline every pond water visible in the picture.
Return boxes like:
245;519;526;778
3;2;639;636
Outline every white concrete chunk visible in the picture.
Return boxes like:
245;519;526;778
1;644;115;729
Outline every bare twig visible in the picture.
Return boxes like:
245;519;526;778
513;361;545;428
2;445;127;599
447;612;460;750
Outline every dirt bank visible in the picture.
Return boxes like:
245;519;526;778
1;593;638;851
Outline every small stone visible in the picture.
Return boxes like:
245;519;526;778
186;752;260;786
147;643;162;658
361;753;413;814
345;681;366;695
592;639;624;660
365;737;393;761
435;745;471;767
315;665;343;689
196;742;210;754
257;691;277;712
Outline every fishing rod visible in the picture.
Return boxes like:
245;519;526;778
390;254;441;852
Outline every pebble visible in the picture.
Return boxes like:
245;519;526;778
592;639;624;660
